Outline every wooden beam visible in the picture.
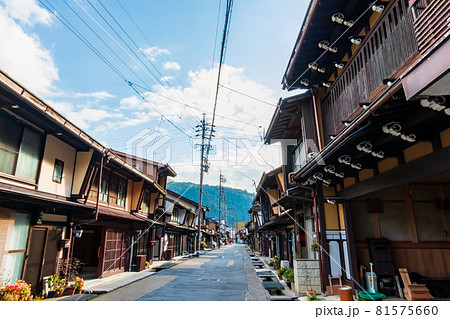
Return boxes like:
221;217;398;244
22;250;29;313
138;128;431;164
403;184;419;243
373;213;382;238
338;146;450;199
343;201;359;291
317;183;330;292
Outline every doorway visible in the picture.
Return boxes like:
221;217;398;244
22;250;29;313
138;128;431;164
22;226;62;295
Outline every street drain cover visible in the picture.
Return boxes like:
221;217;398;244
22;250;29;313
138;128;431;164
197;278;221;282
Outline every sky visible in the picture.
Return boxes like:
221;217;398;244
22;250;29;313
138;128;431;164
0;0;309;192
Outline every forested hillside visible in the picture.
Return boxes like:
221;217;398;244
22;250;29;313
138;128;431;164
167;181;254;226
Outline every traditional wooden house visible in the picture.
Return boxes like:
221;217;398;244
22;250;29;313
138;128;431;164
248;167;298;264
72;149;171;277
203;217;218;249
0;69;94;294
163;189;200;258
0;67;175;295
273;0;450;296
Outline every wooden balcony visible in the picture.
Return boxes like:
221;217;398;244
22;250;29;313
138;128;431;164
413;0;450;53
321;0;418;140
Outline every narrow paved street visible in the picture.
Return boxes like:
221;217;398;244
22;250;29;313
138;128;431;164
92;244;267;301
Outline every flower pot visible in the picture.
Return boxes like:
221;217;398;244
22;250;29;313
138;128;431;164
286;281;292;289
65;287;76;295
306;289;316;296
54;290;64;298
278;275;283;280
47;291;54;298
75;289;82;294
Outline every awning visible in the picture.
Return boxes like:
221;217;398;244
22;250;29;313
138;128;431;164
257;211;294;231
0;181;95;215
291;90;449;190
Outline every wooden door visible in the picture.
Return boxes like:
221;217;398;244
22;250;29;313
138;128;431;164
22;226;61;295
22;228;46;294
100;228;131;277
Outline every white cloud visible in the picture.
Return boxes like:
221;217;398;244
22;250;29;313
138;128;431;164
67;108;120;130
0;0;52;26
163;61;181;71
109;64;280;190
0;3;58;96
141;46;170;61
74;91;116;100
48;100;122;130
160;76;174;82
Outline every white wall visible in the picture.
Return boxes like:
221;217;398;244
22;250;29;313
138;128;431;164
38;135;76;197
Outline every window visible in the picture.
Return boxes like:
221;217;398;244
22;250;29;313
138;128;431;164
0;113;42;181
52;159;64;183
142;191;150;213
99;170;110;202
5;213;30;283
293;142;307;171
109;173;127;207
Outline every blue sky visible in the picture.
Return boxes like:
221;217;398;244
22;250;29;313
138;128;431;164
0;0;308;191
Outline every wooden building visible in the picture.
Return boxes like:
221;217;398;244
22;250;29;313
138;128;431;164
163;189;200;258
263;0;450;295
0;67;176;294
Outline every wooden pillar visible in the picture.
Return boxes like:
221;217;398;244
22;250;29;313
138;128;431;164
438;186;450;243
316;183;330;292
403;184;419;243
343;201;360;291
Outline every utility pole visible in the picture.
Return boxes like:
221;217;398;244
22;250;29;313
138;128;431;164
195;114;213;256
218;171;226;249
231;207;235;242
223;191;227;244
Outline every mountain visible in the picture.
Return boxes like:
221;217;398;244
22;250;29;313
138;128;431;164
167;181;255;226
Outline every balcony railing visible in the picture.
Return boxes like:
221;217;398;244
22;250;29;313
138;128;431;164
321;0;418;141
413;0;450;53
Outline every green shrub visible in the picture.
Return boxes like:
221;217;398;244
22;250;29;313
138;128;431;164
271;256;280;268
283;267;294;283
307;293;321;301
277;267;287;277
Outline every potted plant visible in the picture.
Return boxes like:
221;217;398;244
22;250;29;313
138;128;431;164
305;268;316;296
277;267;287;280
271;256;280;269
73;277;84;294
307;292;321;301
145;261;151;269
0;280;31;301
310;240;319;252
283;267;295;289
268;260;274;268
47;274;65;297
54;277;66;297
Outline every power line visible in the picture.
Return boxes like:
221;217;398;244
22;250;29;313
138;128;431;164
208;0;223;101
205;0;234;166
114;0;188;91
40;1;196;139
210;0;234;137
94;0;200;124
219;84;277;106
72;0;199;127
